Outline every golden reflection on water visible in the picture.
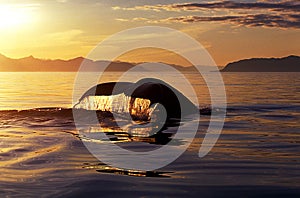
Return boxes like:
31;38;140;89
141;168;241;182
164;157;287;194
0;126;68;182
190;131;300;165
0;121;176;182
0;72;76;110
83;162;172;178
0;145;63;168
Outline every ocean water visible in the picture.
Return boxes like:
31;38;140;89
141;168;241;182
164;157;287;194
0;72;299;197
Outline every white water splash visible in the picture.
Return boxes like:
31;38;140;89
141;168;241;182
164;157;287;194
74;93;153;120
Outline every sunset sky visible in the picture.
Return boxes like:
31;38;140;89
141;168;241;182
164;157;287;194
0;0;299;66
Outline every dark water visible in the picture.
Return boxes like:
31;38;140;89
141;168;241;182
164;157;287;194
0;72;299;197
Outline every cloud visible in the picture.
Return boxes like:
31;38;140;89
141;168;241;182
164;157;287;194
41;29;84;46
112;5;163;12
163;14;300;28
56;0;68;3
113;0;300;29
115;18;129;22
116;0;299;12
165;0;299;12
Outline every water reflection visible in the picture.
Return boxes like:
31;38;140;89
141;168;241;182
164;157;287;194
76;109;186;148
83;162;173;178
78;123;185;156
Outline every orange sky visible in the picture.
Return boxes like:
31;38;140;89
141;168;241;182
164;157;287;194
0;0;299;66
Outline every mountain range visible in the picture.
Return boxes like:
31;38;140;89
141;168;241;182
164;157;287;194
0;54;135;72
0;53;299;72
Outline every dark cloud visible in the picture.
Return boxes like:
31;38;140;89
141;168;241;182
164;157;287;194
114;1;300;29
166;14;300;28
169;0;300;12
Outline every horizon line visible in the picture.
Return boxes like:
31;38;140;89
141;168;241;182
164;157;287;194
0;52;299;67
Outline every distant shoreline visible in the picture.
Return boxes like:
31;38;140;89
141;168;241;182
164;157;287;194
221;55;300;72
0;53;299;72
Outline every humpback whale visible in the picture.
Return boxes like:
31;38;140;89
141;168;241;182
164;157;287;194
76;78;198;119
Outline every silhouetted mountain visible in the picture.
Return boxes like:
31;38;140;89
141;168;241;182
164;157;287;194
0;54;137;72
222;55;300;72
1;53;298;72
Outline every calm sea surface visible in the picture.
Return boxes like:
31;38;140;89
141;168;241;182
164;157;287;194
0;72;299;197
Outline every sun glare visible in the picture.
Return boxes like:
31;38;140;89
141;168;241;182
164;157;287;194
0;5;33;30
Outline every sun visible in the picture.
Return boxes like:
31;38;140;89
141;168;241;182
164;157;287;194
0;5;33;30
